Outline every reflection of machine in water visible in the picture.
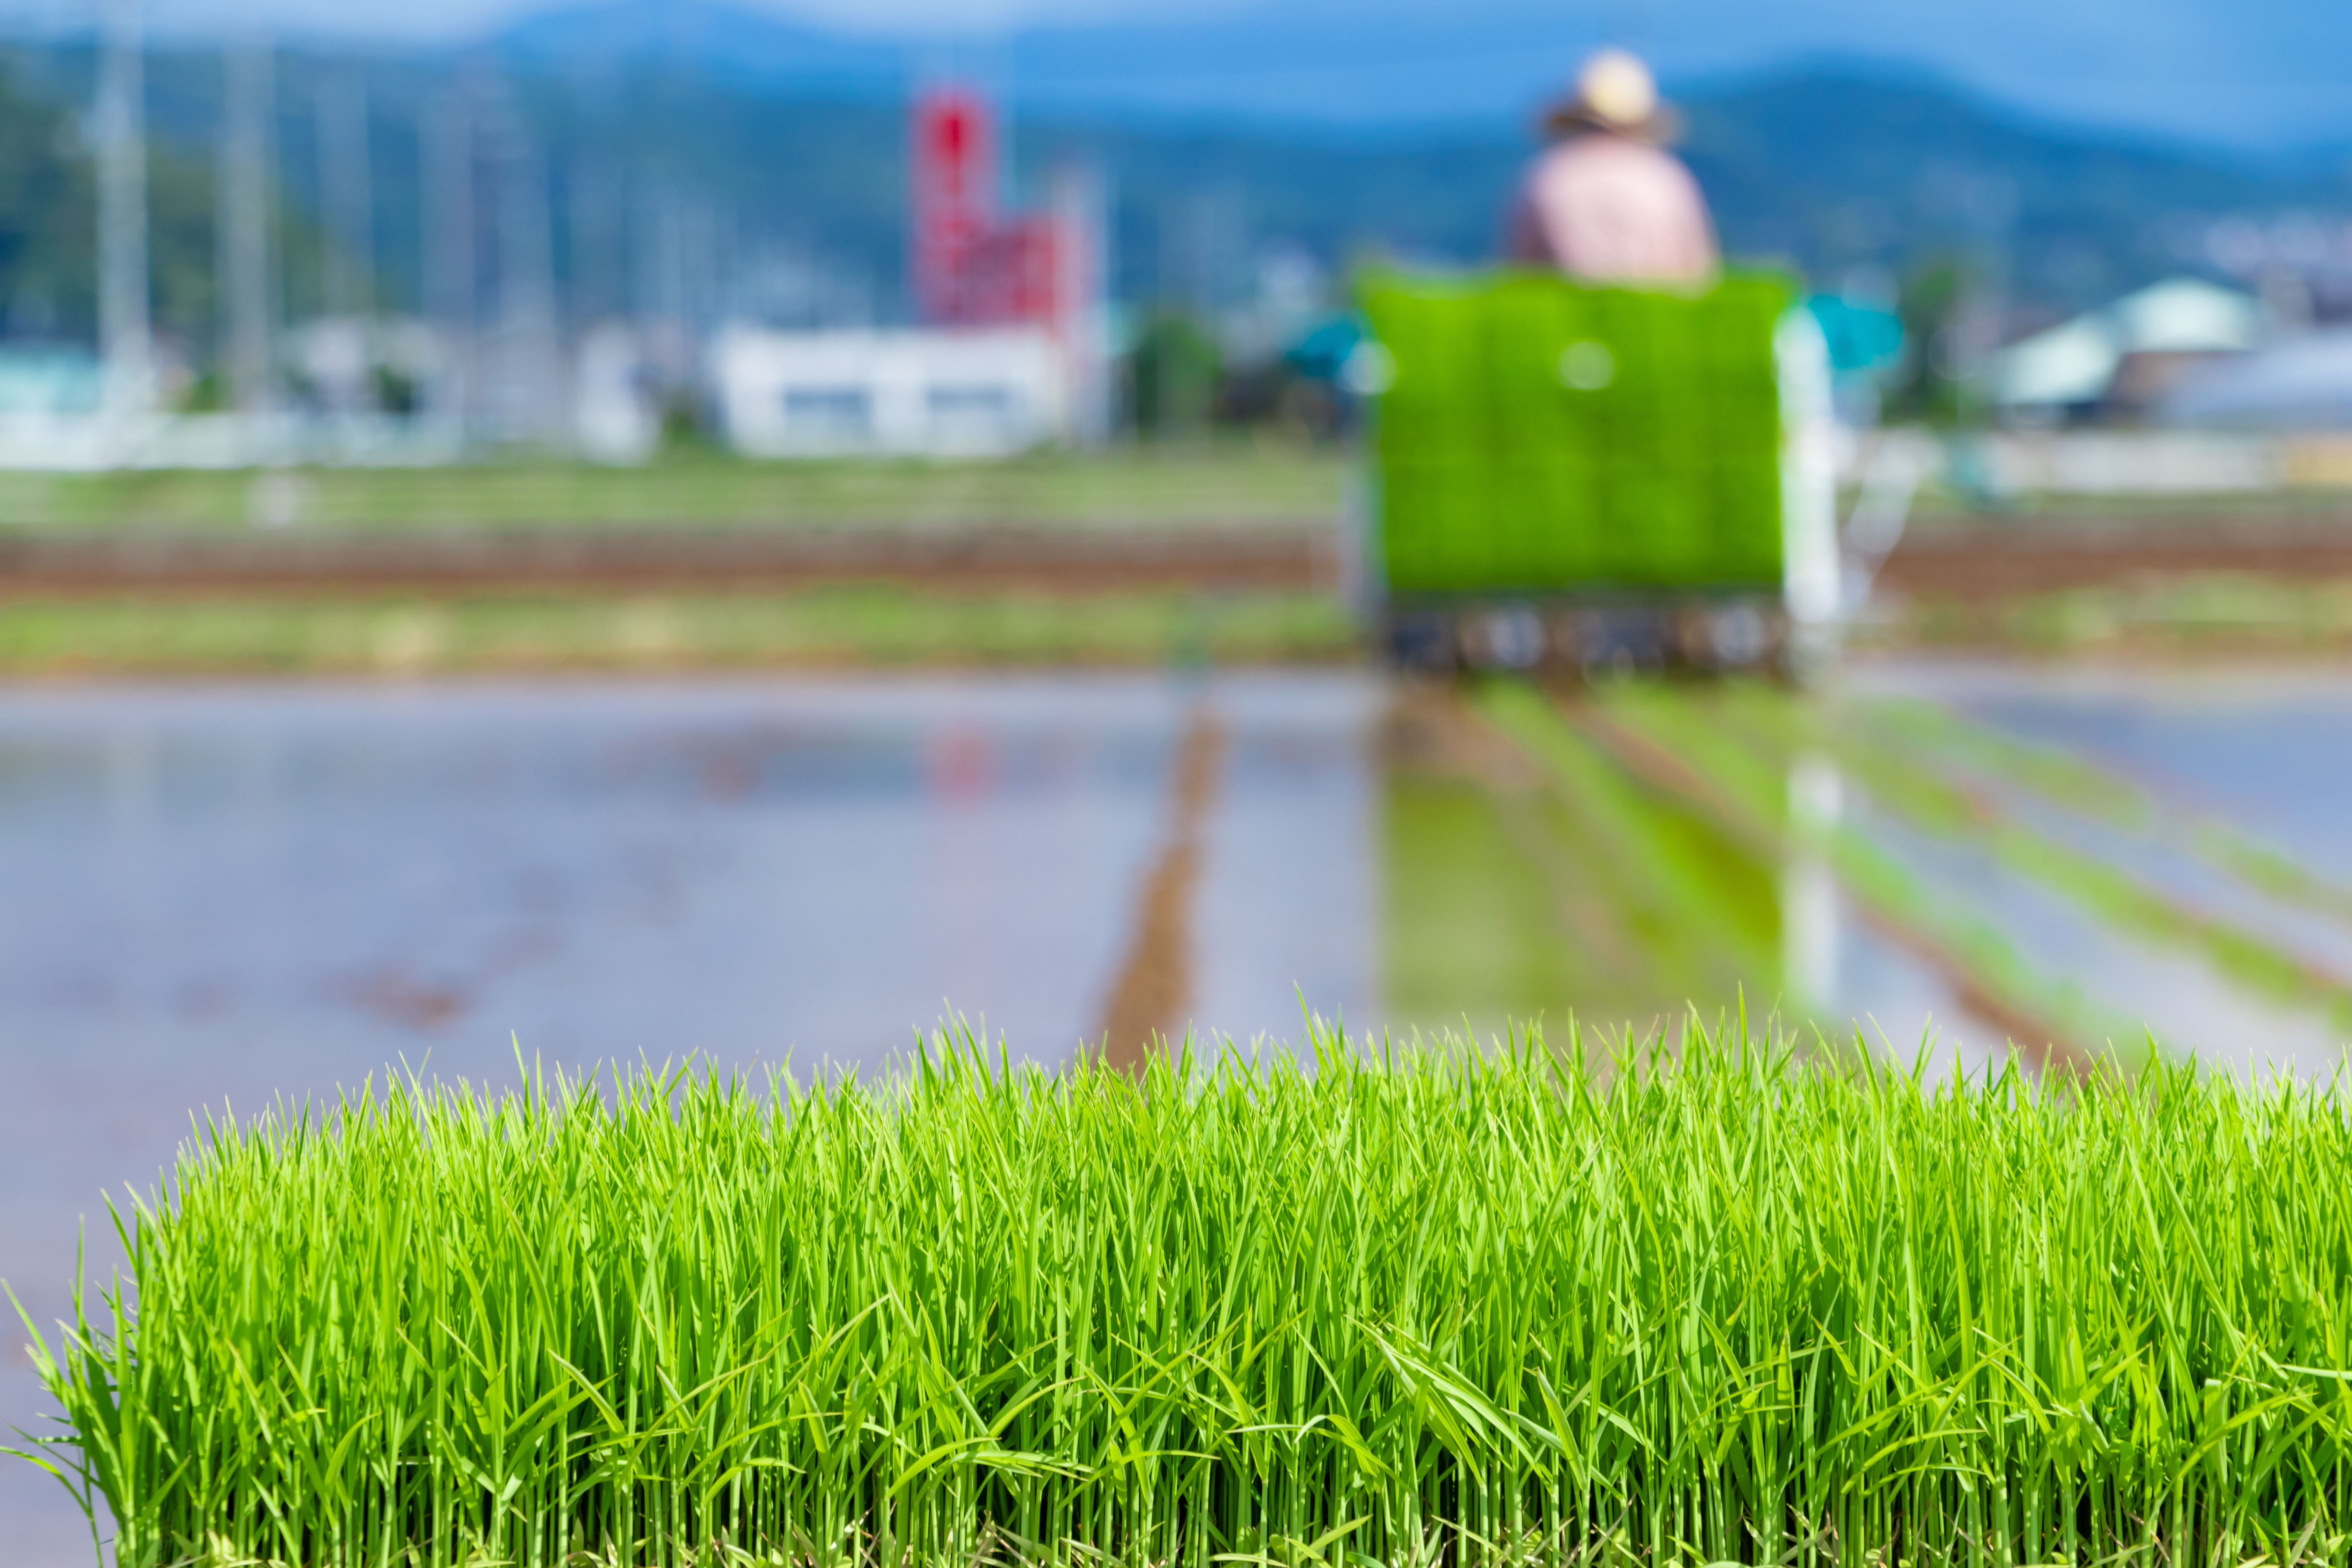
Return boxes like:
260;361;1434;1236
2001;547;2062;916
1780;750;1845;1017
1352;269;1837;677
1375;687;1787;1044
1374;684;1865;1053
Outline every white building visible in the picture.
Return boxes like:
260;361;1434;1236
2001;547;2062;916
575;321;659;465
709;327;1070;459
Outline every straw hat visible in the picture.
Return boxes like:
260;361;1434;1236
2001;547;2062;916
1542;49;1680;141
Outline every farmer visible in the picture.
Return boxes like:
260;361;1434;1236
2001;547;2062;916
1507;49;1718;285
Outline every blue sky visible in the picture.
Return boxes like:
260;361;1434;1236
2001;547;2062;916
5;0;2348;151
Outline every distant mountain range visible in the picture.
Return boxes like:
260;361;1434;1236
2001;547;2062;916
479;0;2352;154
0;0;2347;349
494;0;902;91
484;7;2352;323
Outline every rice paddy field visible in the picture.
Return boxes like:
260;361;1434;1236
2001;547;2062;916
11;664;2352;1564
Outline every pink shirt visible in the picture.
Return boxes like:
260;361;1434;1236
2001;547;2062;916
1508;133;1719;285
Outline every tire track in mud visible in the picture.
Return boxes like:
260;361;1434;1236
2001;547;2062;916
1093;706;1229;1071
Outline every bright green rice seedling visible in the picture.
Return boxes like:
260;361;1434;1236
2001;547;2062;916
12;1028;2352;1568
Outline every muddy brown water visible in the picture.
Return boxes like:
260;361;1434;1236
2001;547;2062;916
5;664;2350;1561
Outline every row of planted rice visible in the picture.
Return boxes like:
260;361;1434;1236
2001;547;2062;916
17;1030;2352;1568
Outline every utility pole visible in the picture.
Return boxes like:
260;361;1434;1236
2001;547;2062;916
652;183;686;330
220;37;277;416
423;82;475;431
1051;163;1110;448
491;104;561;442
641;178;688;392
96;0;152;430
317;67;374;318
566;160;625;331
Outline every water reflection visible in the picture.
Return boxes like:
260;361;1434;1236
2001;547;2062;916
1374;687;1959;1054
0;679;1376;1090
1850;662;2352;1075
1780;752;1845;1018
8;664;2352;1558
0;673;1385;1563
1374;670;2352;1073
1379;772;1590;1037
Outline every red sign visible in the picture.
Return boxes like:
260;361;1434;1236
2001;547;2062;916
912;85;996;325
962;216;1060;323
911;83;1073;332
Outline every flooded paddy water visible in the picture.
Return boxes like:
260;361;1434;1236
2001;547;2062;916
7;662;2352;1557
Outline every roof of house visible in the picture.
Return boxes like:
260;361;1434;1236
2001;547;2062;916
1991;278;2267;409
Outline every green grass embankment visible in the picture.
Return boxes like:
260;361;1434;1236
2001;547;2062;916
14;1032;2352;1568
1880;574;2352;656
0;447;1345;534
0;588;1357;676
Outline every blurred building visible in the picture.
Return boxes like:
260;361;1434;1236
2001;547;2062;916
0;347;104;419
574;322;660;464
710;327;1067;457
1991;278;2267;425
708;82;1105;460
2162;329;2352;431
